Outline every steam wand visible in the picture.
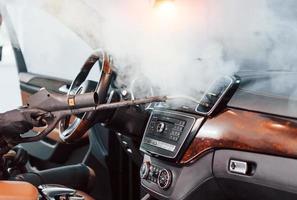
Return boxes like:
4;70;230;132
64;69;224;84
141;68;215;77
14;95;168;144
70;95;168;115
15;94;199;144
57;95;195;116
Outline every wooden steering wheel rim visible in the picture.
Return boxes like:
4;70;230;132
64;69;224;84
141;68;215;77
59;51;113;143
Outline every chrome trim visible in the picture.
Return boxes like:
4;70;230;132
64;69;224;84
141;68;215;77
143;138;176;152
106;90;115;103
229;159;248;175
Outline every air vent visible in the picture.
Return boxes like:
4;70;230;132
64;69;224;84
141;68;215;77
195;76;240;115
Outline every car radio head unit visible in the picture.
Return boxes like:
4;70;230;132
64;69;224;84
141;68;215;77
140;110;197;159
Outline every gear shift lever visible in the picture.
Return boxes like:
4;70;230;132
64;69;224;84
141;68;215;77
39;184;85;200
10;147;28;166
1;146;28;178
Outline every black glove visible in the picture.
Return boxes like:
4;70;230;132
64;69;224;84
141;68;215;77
0;109;45;137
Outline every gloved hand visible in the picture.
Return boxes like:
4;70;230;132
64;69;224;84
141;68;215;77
0;109;45;136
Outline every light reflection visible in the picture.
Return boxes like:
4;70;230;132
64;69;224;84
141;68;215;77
153;0;177;18
270;123;286;130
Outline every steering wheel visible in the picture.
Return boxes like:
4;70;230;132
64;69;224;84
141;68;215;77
59;50;114;143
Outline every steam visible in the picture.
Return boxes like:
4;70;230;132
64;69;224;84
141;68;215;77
3;0;297;99
27;0;240;97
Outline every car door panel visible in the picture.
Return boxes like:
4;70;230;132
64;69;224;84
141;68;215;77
1;5;118;199
19;72;91;165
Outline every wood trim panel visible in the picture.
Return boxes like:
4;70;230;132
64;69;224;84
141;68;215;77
181;108;297;164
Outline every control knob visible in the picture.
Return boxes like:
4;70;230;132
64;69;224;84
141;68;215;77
157;168;172;189
140;162;150;179
156;122;165;133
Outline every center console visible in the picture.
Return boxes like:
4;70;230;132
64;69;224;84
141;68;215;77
140;110;197;160
139;109;204;194
139;76;240;199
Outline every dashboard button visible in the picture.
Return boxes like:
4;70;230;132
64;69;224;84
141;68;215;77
156;122;165;133
140;162;150;179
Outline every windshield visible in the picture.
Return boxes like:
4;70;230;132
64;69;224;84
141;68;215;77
3;0;297;101
237;71;297;100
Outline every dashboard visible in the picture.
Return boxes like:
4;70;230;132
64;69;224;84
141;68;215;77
13;63;297;200
135;75;297;200
4;1;297;198
16;69;297;200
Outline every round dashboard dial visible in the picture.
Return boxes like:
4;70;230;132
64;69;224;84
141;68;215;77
157;168;172;189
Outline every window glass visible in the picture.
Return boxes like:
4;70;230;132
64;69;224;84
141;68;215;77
0;20;21;112
6;3;100;81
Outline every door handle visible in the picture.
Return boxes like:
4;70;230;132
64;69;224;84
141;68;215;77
58;84;70;93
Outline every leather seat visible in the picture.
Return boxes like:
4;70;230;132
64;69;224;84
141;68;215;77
11;164;96;199
0;181;94;200
0;181;38;200
10;164;95;199
12;164;95;190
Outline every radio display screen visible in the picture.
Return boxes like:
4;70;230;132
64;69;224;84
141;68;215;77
140;110;196;159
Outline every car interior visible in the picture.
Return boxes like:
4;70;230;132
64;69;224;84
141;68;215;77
1;1;297;200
